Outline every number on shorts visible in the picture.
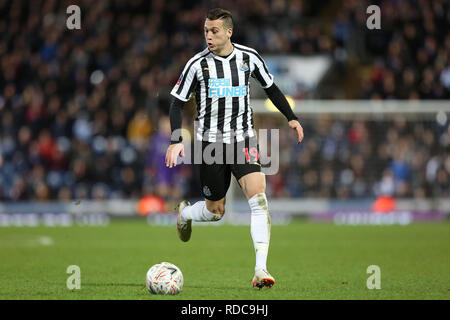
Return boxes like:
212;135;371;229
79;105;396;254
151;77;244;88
243;147;259;163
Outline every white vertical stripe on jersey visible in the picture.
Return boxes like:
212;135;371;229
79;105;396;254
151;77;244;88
235;50;246;143
222;59;233;144
178;63;196;100
245;54;256;138
205;57;218;142
197;61;206;141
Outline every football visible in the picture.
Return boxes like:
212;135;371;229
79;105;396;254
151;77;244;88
145;262;183;295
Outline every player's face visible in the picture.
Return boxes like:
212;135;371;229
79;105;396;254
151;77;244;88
204;19;231;53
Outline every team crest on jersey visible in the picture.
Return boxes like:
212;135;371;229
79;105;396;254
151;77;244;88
176;73;184;85
203;186;212;197
239;62;249;71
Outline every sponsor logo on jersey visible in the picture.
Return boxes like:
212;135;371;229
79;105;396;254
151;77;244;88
208;78;247;98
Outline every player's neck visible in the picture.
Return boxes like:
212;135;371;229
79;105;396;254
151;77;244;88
213;41;234;57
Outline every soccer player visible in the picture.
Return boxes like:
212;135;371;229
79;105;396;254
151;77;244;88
165;8;304;289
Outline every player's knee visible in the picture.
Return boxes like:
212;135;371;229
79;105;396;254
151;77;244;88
212;205;226;217
247;187;266;200
207;203;225;218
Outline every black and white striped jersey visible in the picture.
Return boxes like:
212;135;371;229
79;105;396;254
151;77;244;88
170;43;274;144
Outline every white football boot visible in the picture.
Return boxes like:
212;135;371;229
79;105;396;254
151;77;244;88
176;200;191;242
252;269;275;289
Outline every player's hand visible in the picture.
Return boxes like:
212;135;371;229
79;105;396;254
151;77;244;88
165;143;185;168
288;119;304;144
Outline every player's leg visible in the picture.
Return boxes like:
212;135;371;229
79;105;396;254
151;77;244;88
176;195;226;241
238;172;274;288
177;143;231;241
176;166;230;241
232;137;274;288
180;196;226;222
205;197;226;217
182;160;230;222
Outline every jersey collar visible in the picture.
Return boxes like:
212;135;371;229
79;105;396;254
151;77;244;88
208;44;236;61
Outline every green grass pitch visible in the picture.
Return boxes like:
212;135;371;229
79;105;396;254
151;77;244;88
0;219;449;300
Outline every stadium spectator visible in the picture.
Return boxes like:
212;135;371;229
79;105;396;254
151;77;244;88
0;0;448;202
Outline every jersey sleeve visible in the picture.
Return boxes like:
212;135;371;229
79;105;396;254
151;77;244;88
251;51;274;89
170;60;199;102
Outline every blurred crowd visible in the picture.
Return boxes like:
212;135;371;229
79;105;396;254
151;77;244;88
0;0;448;203
335;0;450;99
260;115;449;199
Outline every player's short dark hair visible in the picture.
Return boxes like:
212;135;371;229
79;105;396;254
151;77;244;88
206;8;233;30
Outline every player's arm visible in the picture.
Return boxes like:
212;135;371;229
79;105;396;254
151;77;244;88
251;52;304;144
165;97;185;168
165;59;198;167
264;83;304;144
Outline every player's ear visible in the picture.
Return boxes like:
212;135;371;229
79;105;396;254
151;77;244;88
227;28;233;39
